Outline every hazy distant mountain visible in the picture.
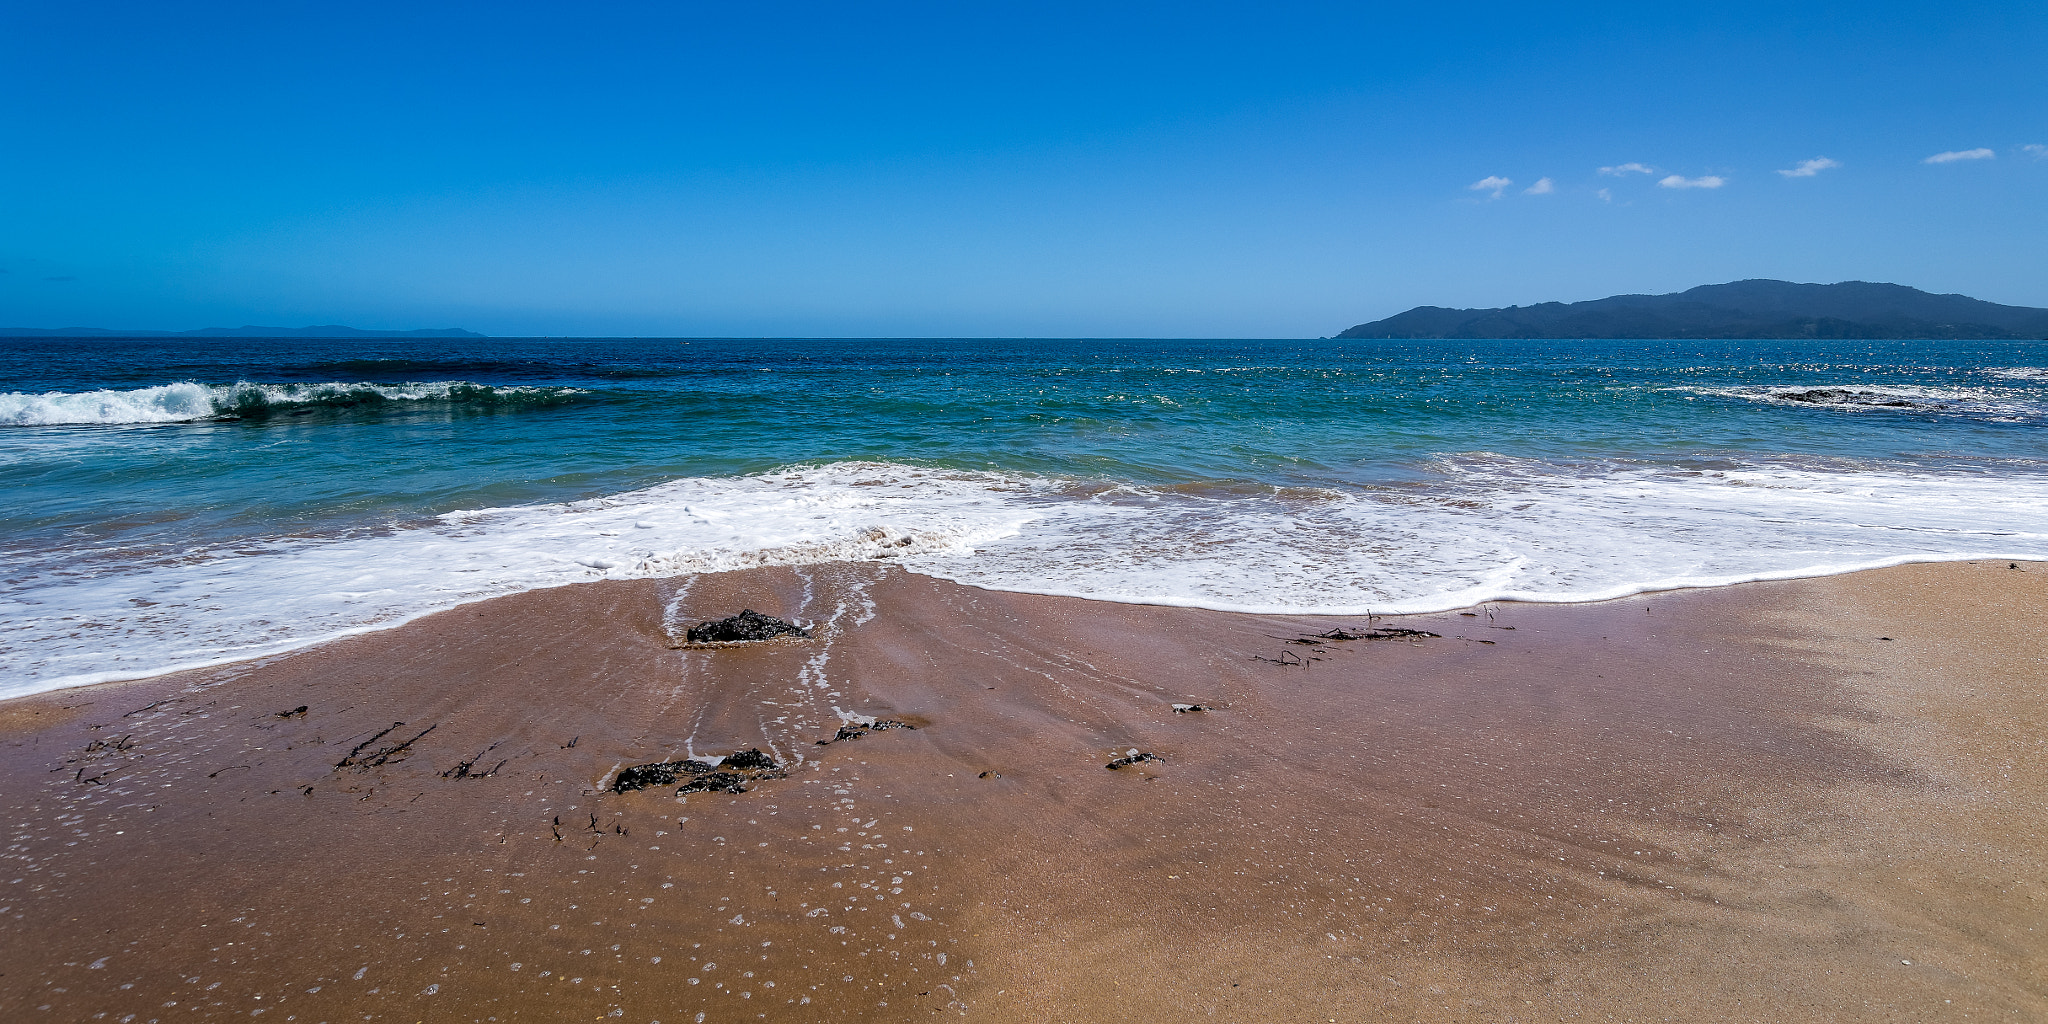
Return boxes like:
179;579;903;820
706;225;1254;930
1338;280;2048;340
0;325;487;338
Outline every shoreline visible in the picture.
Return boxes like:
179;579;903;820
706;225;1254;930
2;560;2043;1020
17;547;2048;703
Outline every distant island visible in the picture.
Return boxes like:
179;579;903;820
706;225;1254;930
0;325;486;338
1339;280;2048;340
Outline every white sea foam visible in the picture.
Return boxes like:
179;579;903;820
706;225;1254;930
5;458;2048;697
0;380;576;426
0;382;222;425
1667;383;2044;422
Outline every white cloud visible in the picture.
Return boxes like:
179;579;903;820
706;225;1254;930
1777;157;1841;178
1923;148;1995;164
1597;187;1613;202
1598;162;1655;176
1522;177;1555;195
2024;144;2047;160
1469;175;1513;199
1658;174;1726;189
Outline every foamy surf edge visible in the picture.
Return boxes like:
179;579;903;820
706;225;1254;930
915;550;2044;616
11;615;460;700
1662;382;2046;423
8;457;2048;699
16;550;2040;702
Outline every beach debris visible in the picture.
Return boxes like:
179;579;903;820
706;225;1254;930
610;748;787;795
335;722;437;770
1261;622;1441;655
683;609;812;645
816;718;916;745
1256;625;1440;665
978;770;1001;779
74;764;132;786
66;734;141;785
1171;703;1211;713
722;748;779;770
442;743;506;779
1308;626;1440;642
678;771;757;795
275;705;308;719
1252;650;1315;667
582;812;627;837
1106;749;1163;770
611;761;693;792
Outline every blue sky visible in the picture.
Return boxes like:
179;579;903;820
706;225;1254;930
1;1;2042;337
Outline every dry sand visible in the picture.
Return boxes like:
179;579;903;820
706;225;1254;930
0;559;2042;1022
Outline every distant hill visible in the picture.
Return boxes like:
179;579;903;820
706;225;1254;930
1338;280;2048;340
0;325;486;338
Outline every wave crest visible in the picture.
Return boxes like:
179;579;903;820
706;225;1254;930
0;380;583;427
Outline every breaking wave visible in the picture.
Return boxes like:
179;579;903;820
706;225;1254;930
0;380;584;427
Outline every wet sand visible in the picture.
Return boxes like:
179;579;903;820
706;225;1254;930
1;560;2042;1022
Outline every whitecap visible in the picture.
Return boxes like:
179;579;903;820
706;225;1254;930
0;380;580;427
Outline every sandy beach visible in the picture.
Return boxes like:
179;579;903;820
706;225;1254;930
1;560;2042;1022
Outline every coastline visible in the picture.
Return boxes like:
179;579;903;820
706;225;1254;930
24;545;2048;703
1;560;2042;1020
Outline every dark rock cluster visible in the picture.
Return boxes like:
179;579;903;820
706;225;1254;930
1774;388;1917;408
611;748;787;795
817;718;915;746
684;609;812;644
1106;751;1164;770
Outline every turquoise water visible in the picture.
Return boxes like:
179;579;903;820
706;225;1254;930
4;336;2047;694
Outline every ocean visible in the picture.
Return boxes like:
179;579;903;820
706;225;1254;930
4;335;2045;698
